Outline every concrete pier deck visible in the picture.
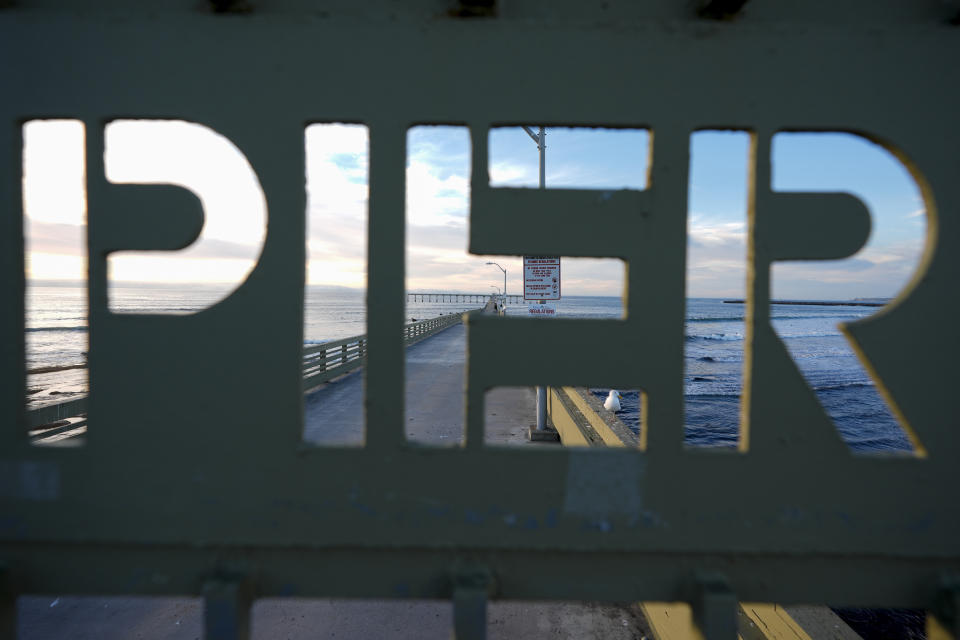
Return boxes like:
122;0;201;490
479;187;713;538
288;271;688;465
303;322;536;446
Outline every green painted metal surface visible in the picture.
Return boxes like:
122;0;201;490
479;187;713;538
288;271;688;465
1;2;959;638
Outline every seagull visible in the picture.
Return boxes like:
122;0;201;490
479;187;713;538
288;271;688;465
604;390;622;412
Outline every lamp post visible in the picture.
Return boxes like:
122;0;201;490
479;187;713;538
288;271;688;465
486;262;506;299
490;285;501;296
520;126;549;433
521;126;546;190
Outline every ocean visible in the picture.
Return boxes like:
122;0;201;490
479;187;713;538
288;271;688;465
26;284;910;453
583;296;911;453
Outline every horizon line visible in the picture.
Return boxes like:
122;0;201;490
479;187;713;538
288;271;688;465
23;280;891;302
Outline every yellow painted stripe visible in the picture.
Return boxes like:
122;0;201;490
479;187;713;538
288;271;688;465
562;386;630;447
640;602;813;640
740;603;813;640
546;387;590;446
641;602;705;640
926;614;953;640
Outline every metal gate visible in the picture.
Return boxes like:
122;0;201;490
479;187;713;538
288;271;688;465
2;2;959;638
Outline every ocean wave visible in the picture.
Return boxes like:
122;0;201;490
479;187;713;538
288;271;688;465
695;355;741;363
771;313;862;321
844;436;912;453
685;391;742;399
686;316;744;323
110;306;207;314
687;328;843;340
28;363;86;374
814;381;875;392
686;333;743;342
777;332;841;340
686;314;859;324
25;326;88;333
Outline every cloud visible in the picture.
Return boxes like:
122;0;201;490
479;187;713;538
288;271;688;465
22;123;927;301
304;124;370;286
22;121;85;228
407;223;467;252
489;161;534;186
407;129;470;179
772;237;925;299
685;214;748;297
688;217;746;249
24;220;84;256
330;152;363;173
406;159;469;227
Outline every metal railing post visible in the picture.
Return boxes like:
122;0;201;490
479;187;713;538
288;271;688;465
203;578;252;640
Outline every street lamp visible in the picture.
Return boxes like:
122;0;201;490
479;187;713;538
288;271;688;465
490;285;501;296
486;262;506;298
520;126;549;433
521;126;546;189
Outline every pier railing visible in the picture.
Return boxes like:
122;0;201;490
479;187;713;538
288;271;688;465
24;396;89;442
302;311;466;391
408;292;523;304
27;312;470;438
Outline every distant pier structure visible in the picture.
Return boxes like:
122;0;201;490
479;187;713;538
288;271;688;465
407;292;523;304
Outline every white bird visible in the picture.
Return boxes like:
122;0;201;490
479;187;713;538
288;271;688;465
604;390;622;412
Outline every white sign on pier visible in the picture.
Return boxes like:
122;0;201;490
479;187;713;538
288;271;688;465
523;256;561;301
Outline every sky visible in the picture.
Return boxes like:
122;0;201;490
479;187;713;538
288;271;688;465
23;120;927;300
